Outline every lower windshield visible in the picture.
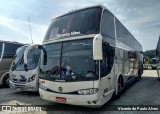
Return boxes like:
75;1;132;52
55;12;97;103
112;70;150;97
40;39;97;81
12;46;41;71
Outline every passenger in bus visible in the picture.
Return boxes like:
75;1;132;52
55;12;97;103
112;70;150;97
62;65;74;78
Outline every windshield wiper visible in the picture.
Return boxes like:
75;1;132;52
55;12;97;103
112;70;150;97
11;56;24;71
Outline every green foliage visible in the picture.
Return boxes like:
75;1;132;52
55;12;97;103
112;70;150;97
143;49;160;63
143;49;156;59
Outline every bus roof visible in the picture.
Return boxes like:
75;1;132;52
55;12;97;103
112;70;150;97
0;40;24;45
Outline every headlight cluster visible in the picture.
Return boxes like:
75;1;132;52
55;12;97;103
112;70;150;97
28;75;36;82
77;88;98;95
39;84;47;91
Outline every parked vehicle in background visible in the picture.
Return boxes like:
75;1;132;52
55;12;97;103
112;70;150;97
9;45;41;91
0;40;23;87
24;5;143;107
156;36;160;81
143;56;149;69
151;58;158;70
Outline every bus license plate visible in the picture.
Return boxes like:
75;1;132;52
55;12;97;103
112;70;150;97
56;97;66;103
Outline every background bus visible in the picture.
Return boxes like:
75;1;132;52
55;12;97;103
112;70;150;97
9;45;41;91
24;5;143;107
151;58;158;70
0;41;23;87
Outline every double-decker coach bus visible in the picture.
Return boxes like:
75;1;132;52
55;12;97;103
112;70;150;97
0;41;23;87
24;5;143;107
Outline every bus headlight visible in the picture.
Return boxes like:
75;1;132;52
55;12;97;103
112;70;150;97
28;75;36;82
77;88;98;95
39;84;47;91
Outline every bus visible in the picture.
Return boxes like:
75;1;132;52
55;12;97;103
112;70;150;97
9;45;41;91
156;36;160;81
0;41;23;87
24;5;143;107
151;58;158;70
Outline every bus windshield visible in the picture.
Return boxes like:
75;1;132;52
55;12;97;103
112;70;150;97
12;46;41;71
43;7;102;41
152;59;157;64
40;39;98;81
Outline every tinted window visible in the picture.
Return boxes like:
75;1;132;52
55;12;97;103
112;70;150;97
101;43;109;77
116;19;124;43
101;10;115;39
44;7;102;41
4;43;22;58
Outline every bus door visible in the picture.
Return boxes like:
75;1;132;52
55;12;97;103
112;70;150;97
99;43;111;99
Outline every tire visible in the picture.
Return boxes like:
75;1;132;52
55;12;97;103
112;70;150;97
157;70;160;81
115;77;123;99
3;74;9;88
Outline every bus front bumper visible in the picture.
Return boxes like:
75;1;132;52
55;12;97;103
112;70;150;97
39;88;102;107
9;79;38;92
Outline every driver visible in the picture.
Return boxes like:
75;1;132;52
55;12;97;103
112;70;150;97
66;66;74;76
62;65;74;78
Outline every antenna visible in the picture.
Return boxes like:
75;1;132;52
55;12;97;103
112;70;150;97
28;16;33;44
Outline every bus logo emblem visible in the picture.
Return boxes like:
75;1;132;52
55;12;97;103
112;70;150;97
59;87;63;92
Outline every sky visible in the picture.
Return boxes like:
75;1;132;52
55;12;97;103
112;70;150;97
0;0;160;51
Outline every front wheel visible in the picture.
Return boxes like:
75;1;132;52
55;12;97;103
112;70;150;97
157;69;160;81
3;74;9;88
115;77;123;99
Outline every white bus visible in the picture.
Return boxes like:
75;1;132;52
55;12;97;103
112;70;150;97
9;45;41;91
24;5;143;107
0;41;23;87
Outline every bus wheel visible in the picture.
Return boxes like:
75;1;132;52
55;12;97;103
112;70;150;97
115;77;123;99
3;74;9;88
158;76;160;81
157;69;160;81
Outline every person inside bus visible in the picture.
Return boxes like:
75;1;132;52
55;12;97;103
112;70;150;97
62;65;74;78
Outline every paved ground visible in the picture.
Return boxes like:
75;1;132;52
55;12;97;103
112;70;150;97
0;70;160;114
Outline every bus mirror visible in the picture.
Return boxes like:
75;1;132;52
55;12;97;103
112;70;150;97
38;45;47;65
93;34;103;60
24;45;34;65
24;44;47;65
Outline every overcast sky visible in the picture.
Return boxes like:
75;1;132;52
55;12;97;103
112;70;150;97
0;0;159;51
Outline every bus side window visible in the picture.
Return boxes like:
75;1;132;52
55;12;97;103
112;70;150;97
101;43;109;77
